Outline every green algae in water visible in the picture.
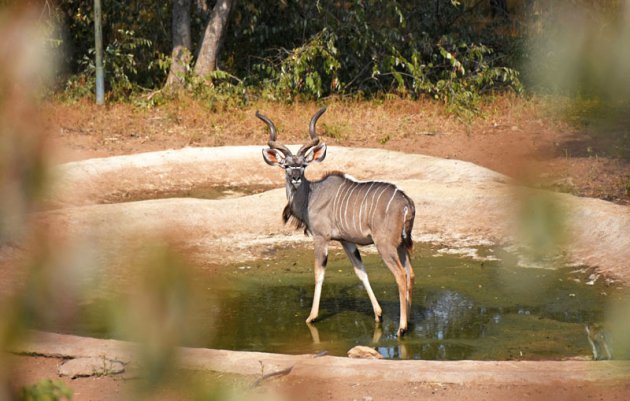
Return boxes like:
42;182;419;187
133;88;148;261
105;184;275;203
68;245;629;360
182;245;627;360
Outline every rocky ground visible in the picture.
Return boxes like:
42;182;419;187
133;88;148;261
9;332;630;401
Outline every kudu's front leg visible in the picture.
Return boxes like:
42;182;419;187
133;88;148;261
306;237;329;323
341;241;383;322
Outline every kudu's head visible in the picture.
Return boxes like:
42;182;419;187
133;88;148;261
259;107;328;189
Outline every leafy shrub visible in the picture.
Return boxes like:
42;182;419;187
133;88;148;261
262;30;341;101
20;379;73;401
376;35;522;115
66;29;165;100
55;0;171;101
240;0;522;114
187;70;250;110
54;0;524;112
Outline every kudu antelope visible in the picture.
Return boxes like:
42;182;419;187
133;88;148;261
258;108;416;336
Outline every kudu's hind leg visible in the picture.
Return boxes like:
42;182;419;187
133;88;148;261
341;241;383;322
398;245;415;321
376;243;409;337
306;237;328;323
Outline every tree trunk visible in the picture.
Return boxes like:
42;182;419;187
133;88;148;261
166;0;192;88
193;0;233;79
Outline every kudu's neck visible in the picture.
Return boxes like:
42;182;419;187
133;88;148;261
284;176;310;227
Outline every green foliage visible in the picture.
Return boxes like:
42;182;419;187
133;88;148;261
268;30;341;100
186;70;250;110
53;0;524;112
230;0;523;112
54;0;171;101
20;379;73;401
377;35;522;116
65;29;164;100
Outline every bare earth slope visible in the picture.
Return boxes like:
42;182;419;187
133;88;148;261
45;146;630;283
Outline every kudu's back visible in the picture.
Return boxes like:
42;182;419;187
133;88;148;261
308;172;415;250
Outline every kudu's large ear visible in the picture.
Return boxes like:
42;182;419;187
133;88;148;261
262;148;286;166
304;143;327;163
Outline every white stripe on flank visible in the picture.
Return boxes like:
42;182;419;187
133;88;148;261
366;183;382;230
351;182;365;234
385;188;399;214
332;180;346;222
343;182;360;234
358;182;376;234
337;181;351;231
367;184;385;227
371;185;390;228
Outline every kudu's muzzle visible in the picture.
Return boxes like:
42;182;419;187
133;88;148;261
287;166;304;187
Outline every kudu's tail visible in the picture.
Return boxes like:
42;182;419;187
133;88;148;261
401;195;415;253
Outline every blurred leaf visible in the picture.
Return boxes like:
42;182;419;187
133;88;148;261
20;379;73;401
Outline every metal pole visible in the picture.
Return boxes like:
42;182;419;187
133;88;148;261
94;0;104;105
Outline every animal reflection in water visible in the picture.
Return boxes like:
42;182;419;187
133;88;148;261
307;289;479;359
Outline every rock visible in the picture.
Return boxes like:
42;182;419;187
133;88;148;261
58;357;125;379
347;346;383;359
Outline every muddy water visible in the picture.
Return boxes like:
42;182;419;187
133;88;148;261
101;184;275;203
66;245;628;361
